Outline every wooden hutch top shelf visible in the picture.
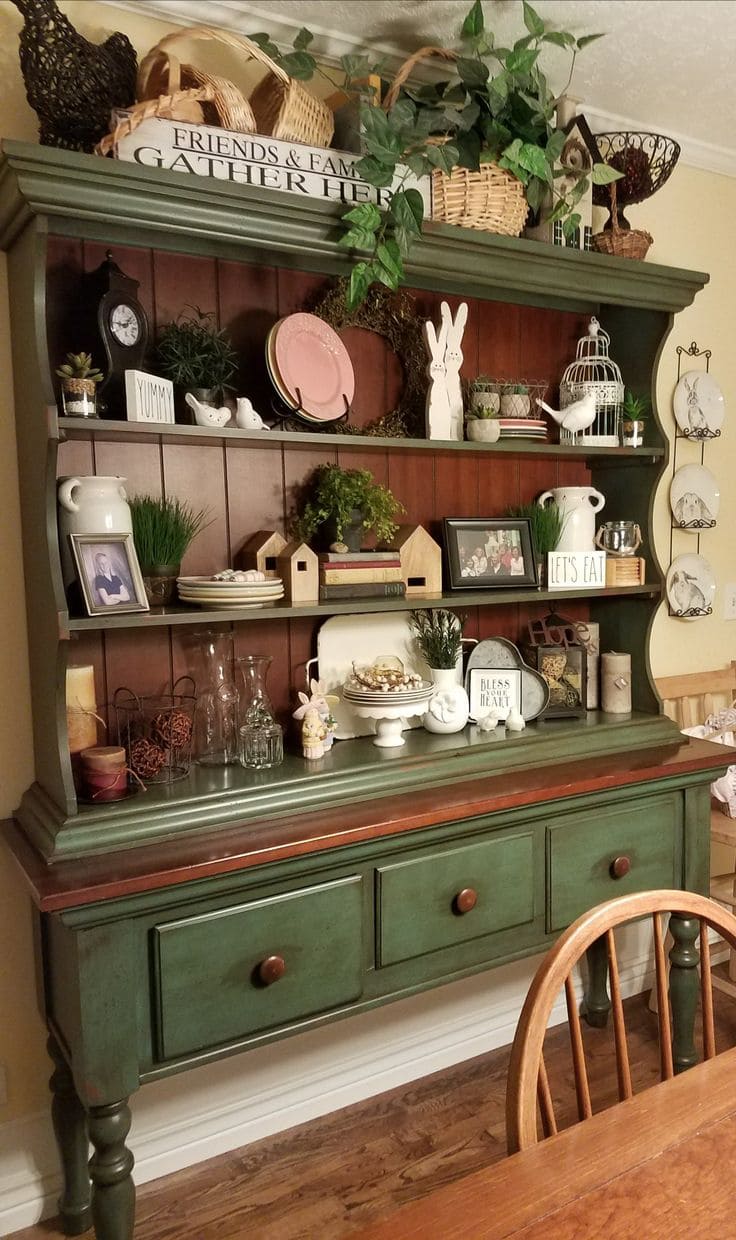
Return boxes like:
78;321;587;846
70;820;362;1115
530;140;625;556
0;140;708;314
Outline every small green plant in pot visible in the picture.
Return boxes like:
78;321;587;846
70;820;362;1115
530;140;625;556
466;386;501;443
507;500;563;586
500;384;530;419
154;307;238;419
298;464;404;551
409;609;470;734
56;351;104;418
129;495;211;606
622;389;650;447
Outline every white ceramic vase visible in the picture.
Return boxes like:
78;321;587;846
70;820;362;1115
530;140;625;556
537;486;605;552
57;475;132;587
423;667;470;735
467;419;501;443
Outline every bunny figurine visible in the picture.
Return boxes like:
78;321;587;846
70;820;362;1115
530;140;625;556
441;301;468;442
423;315;451;440
293;679;339;752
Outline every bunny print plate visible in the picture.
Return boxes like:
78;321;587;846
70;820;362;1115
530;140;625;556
673;371;725;439
666;554;715;620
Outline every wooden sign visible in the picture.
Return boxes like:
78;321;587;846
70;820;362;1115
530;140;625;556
125;370;175;424
110;115;432;212
547;550;606;591
468;669;521;722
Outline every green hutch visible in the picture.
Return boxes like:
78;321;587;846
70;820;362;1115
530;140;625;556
0;140;729;1240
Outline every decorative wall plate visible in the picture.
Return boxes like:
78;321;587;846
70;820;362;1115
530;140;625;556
673;371;725;439
669;464;719;530
274;313;355;420
666;554;716;619
464;637;549;720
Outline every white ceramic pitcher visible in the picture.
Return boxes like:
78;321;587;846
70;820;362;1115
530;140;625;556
538;486;605;553
57;475;131;587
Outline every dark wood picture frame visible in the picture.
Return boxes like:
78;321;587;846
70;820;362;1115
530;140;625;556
443;518;537;589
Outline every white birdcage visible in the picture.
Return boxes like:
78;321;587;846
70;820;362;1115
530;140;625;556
559;317;624;446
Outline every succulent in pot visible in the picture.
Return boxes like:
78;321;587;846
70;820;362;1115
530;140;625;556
500;383;531;418
128;494;211;606
622;389;650;447
297;464;404;552
466;398;501;443
56;351;104;418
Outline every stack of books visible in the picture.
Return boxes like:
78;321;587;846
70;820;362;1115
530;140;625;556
318;551;406;601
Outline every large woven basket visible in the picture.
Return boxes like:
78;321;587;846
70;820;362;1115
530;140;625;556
137;25;333;147
138;31;256;134
384;46;528;238
592;182;652;260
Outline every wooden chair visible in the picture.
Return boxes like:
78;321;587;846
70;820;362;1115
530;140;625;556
658;664;736;996
506;889;736;1153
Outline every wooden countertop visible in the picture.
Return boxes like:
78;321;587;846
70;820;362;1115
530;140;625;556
2;735;730;911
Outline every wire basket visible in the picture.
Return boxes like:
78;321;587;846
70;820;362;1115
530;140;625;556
591;183;653;261
113;677;196;784
592;131;680;225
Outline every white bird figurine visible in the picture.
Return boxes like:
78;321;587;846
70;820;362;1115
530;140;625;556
506;706;526;732
537;391;597;437
477;709;500;732
235;396;269;431
185;391;231;428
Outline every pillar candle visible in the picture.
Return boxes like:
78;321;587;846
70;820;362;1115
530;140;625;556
601;652;632;714
66;664;98;753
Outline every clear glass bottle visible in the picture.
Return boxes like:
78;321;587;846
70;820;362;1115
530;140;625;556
236;654;284;769
191;631;240;765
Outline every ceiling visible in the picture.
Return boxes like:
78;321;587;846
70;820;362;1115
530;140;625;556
107;0;736;176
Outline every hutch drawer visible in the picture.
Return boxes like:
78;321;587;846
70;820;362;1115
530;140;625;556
376;829;535;966
153;874;364;1059
546;792;680;932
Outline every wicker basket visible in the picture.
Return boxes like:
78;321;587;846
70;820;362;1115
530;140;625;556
95;87;216;156
384;46;528;237
591;182;652;260
137;25;333;148
138;32;256;134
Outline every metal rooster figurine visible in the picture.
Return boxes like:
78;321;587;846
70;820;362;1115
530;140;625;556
11;0;137;152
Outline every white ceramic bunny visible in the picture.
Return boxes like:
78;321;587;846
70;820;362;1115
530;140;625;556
423;315;451;439
441;301;468;442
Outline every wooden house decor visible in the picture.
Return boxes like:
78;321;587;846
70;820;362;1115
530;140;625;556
525;103;602;252
386;525;442;597
238;530;287;578
277;539;319;604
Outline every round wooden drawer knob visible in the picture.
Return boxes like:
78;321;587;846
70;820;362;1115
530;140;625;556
454;888;478;915
258;955;286;985
610;856;632;880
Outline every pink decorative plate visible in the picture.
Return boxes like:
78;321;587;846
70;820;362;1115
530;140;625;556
274;313;355;420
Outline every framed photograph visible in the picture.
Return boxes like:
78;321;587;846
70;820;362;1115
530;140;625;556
443;518;537;589
468;668;521;722
70;533;149;616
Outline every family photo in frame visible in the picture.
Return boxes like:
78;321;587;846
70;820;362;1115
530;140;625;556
70;533;149;616
443;518;537;589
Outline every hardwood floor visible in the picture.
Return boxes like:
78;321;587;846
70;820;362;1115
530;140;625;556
15;989;736;1239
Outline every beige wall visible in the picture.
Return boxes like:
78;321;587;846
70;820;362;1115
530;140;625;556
0;0;734;1131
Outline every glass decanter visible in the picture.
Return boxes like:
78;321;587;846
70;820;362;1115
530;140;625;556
191;630;240;765
236;654;284;769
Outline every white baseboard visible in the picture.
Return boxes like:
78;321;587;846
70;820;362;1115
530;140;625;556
1;940;716;1236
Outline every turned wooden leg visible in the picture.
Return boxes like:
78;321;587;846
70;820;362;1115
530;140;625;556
582;936;611;1028
88;1100;135;1240
47;1035;92;1237
669;912;700;1073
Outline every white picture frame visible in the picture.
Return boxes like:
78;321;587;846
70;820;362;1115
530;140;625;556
468;668;521;722
125;370;175;424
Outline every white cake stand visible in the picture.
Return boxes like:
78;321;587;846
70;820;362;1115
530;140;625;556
350;698;431;747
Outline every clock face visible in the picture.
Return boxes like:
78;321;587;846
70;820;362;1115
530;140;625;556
108;302;141;347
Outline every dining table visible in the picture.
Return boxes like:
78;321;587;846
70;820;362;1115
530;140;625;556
355;1043;736;1239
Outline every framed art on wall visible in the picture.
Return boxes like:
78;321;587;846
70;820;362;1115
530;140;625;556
443;518;537;589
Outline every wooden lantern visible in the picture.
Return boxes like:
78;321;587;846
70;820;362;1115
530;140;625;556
386;525;442;597
237;530;287;578
276;540;319;604
524;613;588;719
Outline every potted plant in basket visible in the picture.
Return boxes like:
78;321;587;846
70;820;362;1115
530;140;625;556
129;494;211;606
154;307;237;421
337;0;620;308
500;384;531;419
409;609;469;734
56;351;104;418
297;464;404;551
622;389;650;447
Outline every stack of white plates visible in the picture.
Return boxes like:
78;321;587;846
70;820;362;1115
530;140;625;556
342;681;433;705
498;418;548;440
177;576;285;609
